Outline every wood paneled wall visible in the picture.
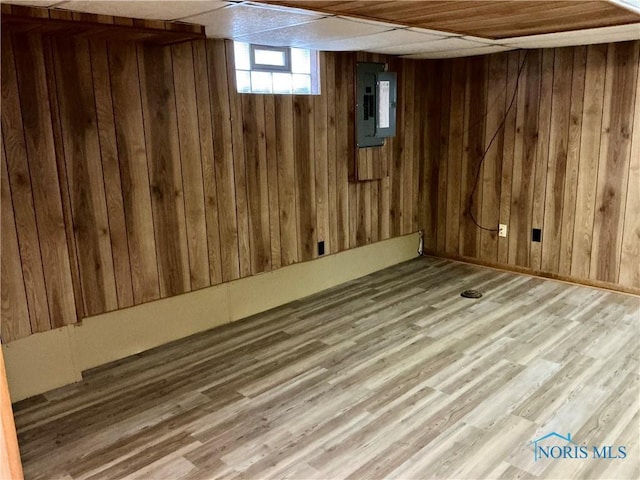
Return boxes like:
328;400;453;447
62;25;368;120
1;30;438;343
2;21;638;344
428;41;640;293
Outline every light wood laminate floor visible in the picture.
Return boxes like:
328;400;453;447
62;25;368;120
13;257;640;480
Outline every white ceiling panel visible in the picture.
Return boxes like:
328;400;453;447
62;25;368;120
236;16;390;48
407;26;462;38
404;45;514;59
244;0;330;17
458;35;500;45
608;0;640;15
184;3;323;39
58;0;228;21
301;28;445;52
499;23;640;49
336;15;405;29
368;36;488;55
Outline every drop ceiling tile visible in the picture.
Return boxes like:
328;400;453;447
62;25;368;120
236;16;390;48
499;23;640;49
403;45;514;59
184;3;323;39
244;1;333;17
303;28;445;52
336;15;405;29
609;0;640;15
368;36;486;55
59;0;228;20
407;26;462;38
460;35;499;45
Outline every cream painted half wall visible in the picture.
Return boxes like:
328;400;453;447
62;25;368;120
4;233;419;402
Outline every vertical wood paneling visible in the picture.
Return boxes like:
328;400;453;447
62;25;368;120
430;41;640;292
590;41;638;284
334;53;351;252
346;58;357;250
275;95;298;266
529;49;555;270
619;51;640;288
13;33;77;328
3;29;638;343
422;60;442;251
314;52;329;253
108;42;160;304
242;94;271;274
192;40;223;286
460;57;487;258
541;48;574;273
1;32;52;334
479;52;507;262
511;51;541;268
571;44;608;279
43;36;86;321
293;95;317;261
90;40;135;308
225;41;251;278
264;95;282;270
371;180;379;243
325;53;338;254
402;60;416;235
411;61;422;235
206;39;239;283
1;143;31;342
558;46;586;277
497;51;520;266
530;49;554;271
53;38;118;316
379;174;390;241
445;58;465;255
436;61;451;253
348;182;357;249
171;41;211;290
138;44;190;297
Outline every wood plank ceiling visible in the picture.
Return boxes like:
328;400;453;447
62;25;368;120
262;1;640;39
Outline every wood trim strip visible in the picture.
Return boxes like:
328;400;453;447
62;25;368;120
424;251;640;296
0;349;23;480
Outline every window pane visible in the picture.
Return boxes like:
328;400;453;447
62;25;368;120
254;48;286;67
236;70;251;93
273;73;293;94
234;41;318;96
291;48;311;74
292;74;311;94
251;71;273;93
234;42;251;71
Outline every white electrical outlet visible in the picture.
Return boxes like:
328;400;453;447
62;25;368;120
499;224;507;238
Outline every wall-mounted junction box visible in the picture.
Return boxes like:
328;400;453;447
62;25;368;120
356;62;397;148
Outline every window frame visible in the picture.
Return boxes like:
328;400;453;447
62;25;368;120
250;44;291;72
234;41;320;95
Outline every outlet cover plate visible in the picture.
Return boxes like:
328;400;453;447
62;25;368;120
499;224;507;237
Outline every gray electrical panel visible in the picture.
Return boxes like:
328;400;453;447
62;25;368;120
356;62;397;148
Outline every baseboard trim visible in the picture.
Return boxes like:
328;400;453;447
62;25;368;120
424;251;640;297
4;233;419;402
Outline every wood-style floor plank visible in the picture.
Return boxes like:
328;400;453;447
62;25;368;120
14;257;640;480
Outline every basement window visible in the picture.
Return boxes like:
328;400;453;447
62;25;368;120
234;42;320;95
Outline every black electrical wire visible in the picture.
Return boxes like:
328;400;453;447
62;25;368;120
467;50;530;232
